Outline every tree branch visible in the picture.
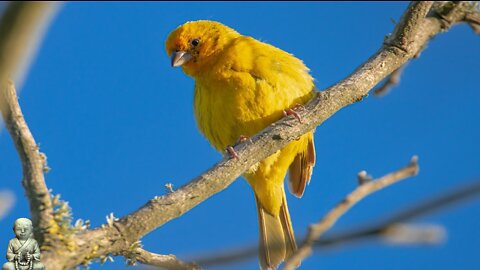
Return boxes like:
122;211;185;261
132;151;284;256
282;156;419;270
0;81;56;244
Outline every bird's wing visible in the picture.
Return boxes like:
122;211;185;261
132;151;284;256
288;134;316;198
219;36;314;97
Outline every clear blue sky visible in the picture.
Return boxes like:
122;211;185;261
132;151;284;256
1;2;480;270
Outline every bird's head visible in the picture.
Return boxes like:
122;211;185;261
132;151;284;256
165;20;240;76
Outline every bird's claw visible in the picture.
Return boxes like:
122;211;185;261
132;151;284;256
283;104;303;123
226;135;251;160
226;145;239;160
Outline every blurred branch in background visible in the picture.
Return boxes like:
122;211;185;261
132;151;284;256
0;1;59;118
0;190;15;220
192;178;480;269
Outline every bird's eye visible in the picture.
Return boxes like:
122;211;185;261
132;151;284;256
191;39;200;47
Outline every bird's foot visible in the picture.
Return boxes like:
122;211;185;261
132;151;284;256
283;104;304;123
226;145;239;160
226;135;250;160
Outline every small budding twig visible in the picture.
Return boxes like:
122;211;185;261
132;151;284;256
165;183;175;193
357;170;373;185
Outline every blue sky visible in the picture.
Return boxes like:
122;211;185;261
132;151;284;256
1;2;480;270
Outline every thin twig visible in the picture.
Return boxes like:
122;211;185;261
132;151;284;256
0;81;56;244
385;1;434;52
315;178;480;247
282;156;419;270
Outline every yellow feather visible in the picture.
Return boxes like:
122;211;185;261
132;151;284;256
166;20;316;269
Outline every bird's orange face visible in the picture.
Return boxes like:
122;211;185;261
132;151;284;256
165;20;240;76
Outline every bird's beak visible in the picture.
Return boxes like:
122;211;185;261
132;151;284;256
171;51;192;67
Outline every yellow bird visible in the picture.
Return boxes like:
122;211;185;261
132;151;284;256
166;20;316;269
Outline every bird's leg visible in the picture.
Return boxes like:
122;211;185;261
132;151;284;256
226;145;239;160
283;103;304;123
226;135;251;160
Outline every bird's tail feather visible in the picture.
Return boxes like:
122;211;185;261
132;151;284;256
256;190;297;270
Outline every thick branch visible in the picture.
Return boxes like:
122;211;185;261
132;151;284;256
385;1;434;52
41;2;475;269
282;156;419;270
0;81;56;243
